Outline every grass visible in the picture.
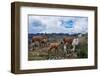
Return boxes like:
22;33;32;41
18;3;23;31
28;35;88;60
77;43;88;58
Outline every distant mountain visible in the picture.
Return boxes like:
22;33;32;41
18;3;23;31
28;33;88;39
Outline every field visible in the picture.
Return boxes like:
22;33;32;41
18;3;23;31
28;33;88;61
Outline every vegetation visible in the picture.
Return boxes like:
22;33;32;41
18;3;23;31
28;33;88;60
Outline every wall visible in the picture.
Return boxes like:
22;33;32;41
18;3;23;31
0;0;99;76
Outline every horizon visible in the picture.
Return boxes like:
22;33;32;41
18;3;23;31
28;32;88;35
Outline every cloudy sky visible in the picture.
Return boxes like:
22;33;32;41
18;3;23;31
28;15;88;34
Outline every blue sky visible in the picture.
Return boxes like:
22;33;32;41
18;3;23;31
28;15;88;34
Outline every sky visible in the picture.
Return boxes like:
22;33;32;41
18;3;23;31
28;15;88;34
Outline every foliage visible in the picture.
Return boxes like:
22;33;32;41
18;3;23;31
77;43;88;58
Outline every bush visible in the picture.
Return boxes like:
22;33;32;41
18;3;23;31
77;43;88;58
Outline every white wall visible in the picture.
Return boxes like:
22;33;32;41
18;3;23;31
0;0;100;76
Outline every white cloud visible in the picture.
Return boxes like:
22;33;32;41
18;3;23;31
28;15;88;34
